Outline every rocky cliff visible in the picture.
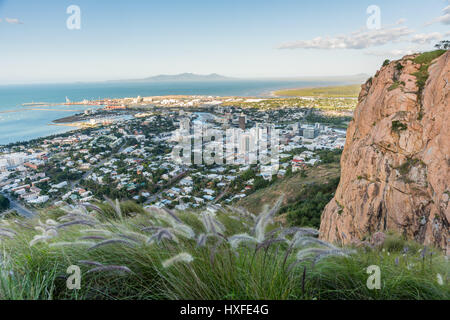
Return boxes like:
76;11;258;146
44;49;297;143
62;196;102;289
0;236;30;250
319;50;449;251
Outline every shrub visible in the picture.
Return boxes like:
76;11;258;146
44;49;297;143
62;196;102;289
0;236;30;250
392;120;408;133
284;177;340;227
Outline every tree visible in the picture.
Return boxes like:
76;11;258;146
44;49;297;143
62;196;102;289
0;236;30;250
0;195;10;212
435;40;450;50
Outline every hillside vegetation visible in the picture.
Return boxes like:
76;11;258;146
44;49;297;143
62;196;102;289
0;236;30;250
0;199;448;300
238;162;340;228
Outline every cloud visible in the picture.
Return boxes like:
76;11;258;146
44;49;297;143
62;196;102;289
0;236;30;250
411;32;442;44
277;25;413;50
5;18;23;24
425;5;450;25
365;49;417;57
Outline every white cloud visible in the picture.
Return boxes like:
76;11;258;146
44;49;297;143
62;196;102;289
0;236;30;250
425;5;450;25
278;26;413;50
411;32;442;44
365;49;417;57
5;18;23;24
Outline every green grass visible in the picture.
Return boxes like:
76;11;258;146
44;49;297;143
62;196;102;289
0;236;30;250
0;201;448;300
274;85;361;98
388;81;405;92
412;50;446;107
413;50;446;65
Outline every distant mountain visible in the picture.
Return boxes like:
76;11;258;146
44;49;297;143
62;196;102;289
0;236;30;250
108;73;370;83
115;73;234;82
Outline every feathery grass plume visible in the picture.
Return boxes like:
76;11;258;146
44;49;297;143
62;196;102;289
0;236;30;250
0;228;17;236
13;219;33;229
141;226;159;233
148;211;196;239
103;196;123;219
162;208;183;223
197;233;207;247
436;273;444;286
293;247;355;269
82;203;105;215
226;205;256;221
162;252;194;268
29;235;52;247
45;219;58;226
88;239;136;251
60;204;91;216
117;234;141;243
78;236;107;241
265;227;283;239
201;211;225;235
291;236;338;250
148;228;178;244
117;230;149;243
254;196;284;242
49;241;96;248
150;208;177;226
78;260;103;267
0;231;15;239
34;226;46;233
210;237;225;265
172;223;195;239
228;233;259;249
201;212;213;233
58;213;97;223
45;228;58;237
281;227;319;238
80;229;113;236
0;220;11;226
57;220;97;229
256;237;287;251
86;265;132;274
311;249;355;266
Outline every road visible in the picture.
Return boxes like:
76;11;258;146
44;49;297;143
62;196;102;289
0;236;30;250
1;193;36;218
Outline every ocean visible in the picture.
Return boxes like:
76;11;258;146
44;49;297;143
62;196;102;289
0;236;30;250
0;80;343;145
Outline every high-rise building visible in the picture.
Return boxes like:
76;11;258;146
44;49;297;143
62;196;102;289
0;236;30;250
239;116;246;130
180;118;190;133
303;127;319;139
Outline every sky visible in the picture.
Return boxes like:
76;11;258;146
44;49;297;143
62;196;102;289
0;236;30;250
0;0;449;84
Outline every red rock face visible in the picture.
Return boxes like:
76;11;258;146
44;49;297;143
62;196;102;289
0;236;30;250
319;51;449;250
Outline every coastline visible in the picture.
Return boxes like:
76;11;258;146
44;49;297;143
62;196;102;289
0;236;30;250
0;81;359;146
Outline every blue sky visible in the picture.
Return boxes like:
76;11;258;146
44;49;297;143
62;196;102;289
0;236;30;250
0;0;449;84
